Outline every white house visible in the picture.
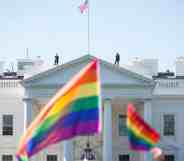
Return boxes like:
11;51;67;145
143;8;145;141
0;55;48;161
0;54;184;161
0;72;24;161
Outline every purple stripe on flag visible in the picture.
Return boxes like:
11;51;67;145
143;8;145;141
30;120;99;156
26;108;99;156
130;144;149;151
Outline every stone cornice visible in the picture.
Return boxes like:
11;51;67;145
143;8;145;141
21;54;155;88
25;83;153;90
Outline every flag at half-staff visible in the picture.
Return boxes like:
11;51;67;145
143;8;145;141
16;59;101;161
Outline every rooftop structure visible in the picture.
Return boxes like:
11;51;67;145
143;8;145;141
126;57;158;77
175;56;184;76
0;61;4;74
0;72;24;80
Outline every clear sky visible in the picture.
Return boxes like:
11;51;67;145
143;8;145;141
0;0;184;71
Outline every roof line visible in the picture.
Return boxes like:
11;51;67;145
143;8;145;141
98;57;154;84
21;54;95;85
21;54;155;86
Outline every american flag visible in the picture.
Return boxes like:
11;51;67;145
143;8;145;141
79;0;88;14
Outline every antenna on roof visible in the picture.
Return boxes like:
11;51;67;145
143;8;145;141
10;62;14;72
26;48;29;58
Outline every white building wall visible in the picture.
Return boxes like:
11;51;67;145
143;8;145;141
0;80;24;161
152;99;184;142
152;99;184;161
17;56;51;78
152;78;184;161
126;58;158;77
175;57;184;76
0;61;4;74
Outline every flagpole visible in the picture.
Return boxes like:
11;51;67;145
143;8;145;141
87;0;90;147
88;0;90;54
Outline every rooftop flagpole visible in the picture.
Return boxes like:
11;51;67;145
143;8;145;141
79;0;91;54
87;0;90;144
88;0;90;54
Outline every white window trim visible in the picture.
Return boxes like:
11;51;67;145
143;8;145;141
116;113;128;137
161;112;176;139
2;114;14;136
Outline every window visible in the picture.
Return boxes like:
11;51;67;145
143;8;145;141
165;154;175;161
163;114;175;136
47;155;57;161
2;155;13;161
2;115;13;136
118;114;128;136
119;154;129;161
17;62;34;70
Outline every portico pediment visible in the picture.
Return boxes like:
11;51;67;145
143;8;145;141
21;55;155;89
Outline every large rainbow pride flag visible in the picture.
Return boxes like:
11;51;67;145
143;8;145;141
16;59;101;161
127;103;160;151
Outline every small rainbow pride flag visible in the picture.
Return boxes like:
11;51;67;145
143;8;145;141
127;103;160;151
16;59;101;161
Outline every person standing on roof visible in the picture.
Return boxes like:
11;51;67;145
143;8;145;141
114;52;120;65
54;53;59;65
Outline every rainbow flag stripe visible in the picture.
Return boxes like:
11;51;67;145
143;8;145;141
16;59;101;161
127;103;160;151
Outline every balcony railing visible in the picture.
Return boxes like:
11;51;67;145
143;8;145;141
0;80;20;88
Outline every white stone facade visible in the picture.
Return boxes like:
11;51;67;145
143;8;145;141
0;79;24;161
0;55;184;161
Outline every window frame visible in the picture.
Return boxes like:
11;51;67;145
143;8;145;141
2;155;13;161
163;114;175;136
164;154;175;161
2;114;14;136
117;114;128;137
46;154;58;161
118;154;130;161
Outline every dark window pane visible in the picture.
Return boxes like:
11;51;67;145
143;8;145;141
47;155;57;161
3;115;13;126
119;154;129;161
164;114;175;136
2;115;13;136
2;155;13;161
119;115;128;136
165;155;175;161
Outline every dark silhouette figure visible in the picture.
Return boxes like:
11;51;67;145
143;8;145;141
114;52;120;65
54;53;59;65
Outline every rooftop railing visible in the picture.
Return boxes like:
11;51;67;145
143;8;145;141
0;80;21;88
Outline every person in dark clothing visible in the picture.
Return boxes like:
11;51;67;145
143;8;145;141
114;52;120;65
54;53;59;65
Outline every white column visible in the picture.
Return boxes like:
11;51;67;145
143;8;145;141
144;99;153;161
103;99;112;161
144;100;152;124
23;98;33;132
178;150;184;161
63;140;74;161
